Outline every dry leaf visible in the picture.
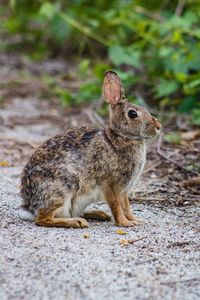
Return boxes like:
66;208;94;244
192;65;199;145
120;239;136;246
120;237;147;246
180;130;200;141
120;239;129;246
183;176;200;188
0;161;9;167
116;229;127;235
82;233;90;239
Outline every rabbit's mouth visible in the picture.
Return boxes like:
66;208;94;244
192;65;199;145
143;120;161;139
155;128;161;135
145;128;161;139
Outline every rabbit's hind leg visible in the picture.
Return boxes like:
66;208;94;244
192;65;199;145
83;210;111;221
35;204;89;228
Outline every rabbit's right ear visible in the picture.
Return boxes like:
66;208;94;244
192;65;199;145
103;71;125;106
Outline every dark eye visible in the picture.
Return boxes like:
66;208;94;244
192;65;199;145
128;110;137;119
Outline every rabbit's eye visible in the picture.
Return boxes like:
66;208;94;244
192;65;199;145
128;110;138;119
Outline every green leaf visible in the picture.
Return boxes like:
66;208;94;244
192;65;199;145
155;79;178;98
192;108;200;126
159;47;172;57
75;81;100;104
108;46;140;68
186;78;200;89
79;59;90;77
171;30;182;43
178;96;198;113
51;15;70;42
93;63;111;78
164;132;181;145
176;73;187;83
40;2;56;19
54;87;72;106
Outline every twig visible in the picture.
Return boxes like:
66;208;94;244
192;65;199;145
143;162;160;174
133;197;166;202
161;277;200;286
135;188;165;197
167;241;190;248
120;236;147;246
60;13;110;47
91;96;104;111
0;137;37;148
134;91;151;111
175;0;185;16
156;133;199;176
84;108;105;126
134;5;165;22
135;91;158;115
128;236;147;244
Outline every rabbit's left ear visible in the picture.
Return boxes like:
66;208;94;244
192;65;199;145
103;71;125;106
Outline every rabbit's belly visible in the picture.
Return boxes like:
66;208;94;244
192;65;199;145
57;186;104;218
72;186;105;217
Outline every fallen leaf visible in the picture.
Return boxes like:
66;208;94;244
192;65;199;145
180;130;200;141
116;229;127;235
120;239;129;246
183;176;200;188
120;237;147;246
0;161;9;167
82;233;90;239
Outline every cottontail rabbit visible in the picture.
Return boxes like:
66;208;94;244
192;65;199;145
19;71;161;228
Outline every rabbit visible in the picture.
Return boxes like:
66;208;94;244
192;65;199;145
19;71;161;228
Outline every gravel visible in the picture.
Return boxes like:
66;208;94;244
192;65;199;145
0;166;200;300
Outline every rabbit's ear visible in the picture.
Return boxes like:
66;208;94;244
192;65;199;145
103;71;125;106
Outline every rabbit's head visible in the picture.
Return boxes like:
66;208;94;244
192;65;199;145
103;71;161;139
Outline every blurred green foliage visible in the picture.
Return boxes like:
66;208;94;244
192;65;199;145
164;132;181;144
1;0;200;120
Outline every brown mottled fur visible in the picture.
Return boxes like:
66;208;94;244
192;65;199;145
19;71;161;228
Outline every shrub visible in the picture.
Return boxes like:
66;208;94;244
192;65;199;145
1;0;200;117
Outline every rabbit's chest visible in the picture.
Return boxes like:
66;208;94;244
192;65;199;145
124;145;146;192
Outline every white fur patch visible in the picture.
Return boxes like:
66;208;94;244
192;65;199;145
18;207;35;221
54;187;104;218
72;186;104;217
55;194;72;218
126;143;146;192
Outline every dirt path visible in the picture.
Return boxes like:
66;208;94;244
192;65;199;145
0;57;200;300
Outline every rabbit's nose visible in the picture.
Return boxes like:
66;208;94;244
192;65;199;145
156;123;161;131
152;117;161;131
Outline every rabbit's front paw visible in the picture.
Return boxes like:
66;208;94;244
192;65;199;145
115;216;137;227
126;215;145;225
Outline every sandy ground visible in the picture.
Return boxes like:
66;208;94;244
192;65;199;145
0;59;200;299
1;165;200;300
